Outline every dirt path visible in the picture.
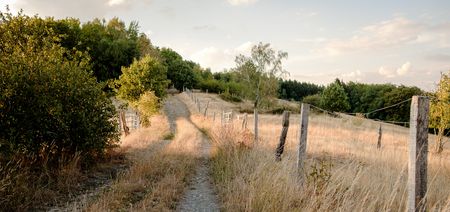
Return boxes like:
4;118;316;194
164;94;220;212
48;94;219;211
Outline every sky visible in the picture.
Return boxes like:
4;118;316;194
1;0;449;91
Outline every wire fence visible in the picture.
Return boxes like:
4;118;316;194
183;89;416;152
183;89;449;211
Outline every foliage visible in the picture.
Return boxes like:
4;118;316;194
278;79;324;101
219;91;243;103
234;42;288;108
381;85;422;122
320;80;351;112
78;18;142;82
115;55;169;102
0;11;118;164
135;91;160;127
198;79;226;93
302;94;322;106
160;48;196;90
430;71;450;153
343;81;422;122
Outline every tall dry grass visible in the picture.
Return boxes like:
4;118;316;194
0;153;86;210
194;111;450;211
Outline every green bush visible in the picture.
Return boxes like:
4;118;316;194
115;55;169;101
0;11;118;165
219;92;242;103
199;79;226;93
135;91;160;127
302;94;322;106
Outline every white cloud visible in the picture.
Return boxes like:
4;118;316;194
341;70;363;81
378;66;395;78
323;17;450;55
191;47;230;71
227;0;259;6
189;41;254;71
107;0;127;7
416;22;450;48
145;29;153;37
396;61;411;76
234;41;253;54
378;62;412;78
325;17;422;54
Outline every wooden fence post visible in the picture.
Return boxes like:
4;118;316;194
203;101;210;117
197;101;201;113
408;96;429;212
254;108;259;143
275;111;290;161
213;112;216;122
377;124;382;149
242;113;248;129
297;103;310;172
120;110;130;136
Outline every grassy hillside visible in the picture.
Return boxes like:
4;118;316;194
187;92;450;211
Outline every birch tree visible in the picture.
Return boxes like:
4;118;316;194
234;42;288;109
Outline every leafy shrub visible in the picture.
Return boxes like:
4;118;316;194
135;91;160;127
115;55;169;101
220;92;242;103
302;94;321;106
0;11;118;165
198;79;226;93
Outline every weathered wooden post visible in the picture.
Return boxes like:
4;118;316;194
297;103;310;172
203;101;210;117
254;108;259;143
197;101;201;113
213;112;216;122
377;124;382;149
408;96;429;212
275;111;290;161
120;110;130;136
242;113;248;129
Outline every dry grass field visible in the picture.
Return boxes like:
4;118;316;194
188;92;450;211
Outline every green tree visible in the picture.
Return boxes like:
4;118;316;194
79;18;141;82
430;71;450;153
0;11;118;164
116;55;169;102
234;42;288;108
320;80;351;112
160;48;196;90
382;85;422;122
